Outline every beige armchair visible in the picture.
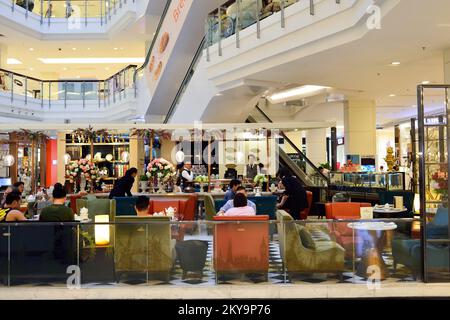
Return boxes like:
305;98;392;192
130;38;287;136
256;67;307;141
276;210;345;276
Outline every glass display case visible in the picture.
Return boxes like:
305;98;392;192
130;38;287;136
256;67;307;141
329;172;405;191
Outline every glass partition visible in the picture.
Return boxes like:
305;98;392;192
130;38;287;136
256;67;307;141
0;217;421;287
418;85;450;282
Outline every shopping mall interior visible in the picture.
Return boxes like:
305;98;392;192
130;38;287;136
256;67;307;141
0;0;450;302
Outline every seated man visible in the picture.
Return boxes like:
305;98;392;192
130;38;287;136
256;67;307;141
40;184;74;222
223;193;255;216
135;195;150;217
223;179;241;202
218;186;256;214
0;193;27;222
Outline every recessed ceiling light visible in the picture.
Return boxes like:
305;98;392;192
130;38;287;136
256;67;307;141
391;61;401;66
76;76;80;79
38;57;145;64
6;58;22;65
29;67;34;71
269;85;329;102
72;48;77;51
422;81;431;84
105;67;109;70
29;48;34;51
62;67;67;71
87;48;91;50
215;93;223;96
389;94;396;97
113;48;118;51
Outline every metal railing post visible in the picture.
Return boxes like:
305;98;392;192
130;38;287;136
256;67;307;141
100;0;103;26
218;6;222;57
108;0;111;20
205;17;210;62
11;0;14;12
64;81;67;108
310;0;315;15
98;81;101;108
85;0;88;26
48;81;51;109
235;0;240;49
24;77;28;105
40;0;43;24
281;0;285;28
10;73;13;103
104;81;107;107
25;0;29;18
82;82;85;109
123;69;126;99
256;0;261;39
114;0;117;15
40;81;43;108
48;0;51;27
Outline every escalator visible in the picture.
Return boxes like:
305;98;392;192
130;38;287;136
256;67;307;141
247;104;329;202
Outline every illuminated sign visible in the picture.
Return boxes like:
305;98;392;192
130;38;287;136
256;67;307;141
424;117;446;126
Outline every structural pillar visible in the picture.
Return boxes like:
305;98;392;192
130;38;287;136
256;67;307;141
56;132;66;184
343;99;377;161
130;137;145;193
305;128;327;168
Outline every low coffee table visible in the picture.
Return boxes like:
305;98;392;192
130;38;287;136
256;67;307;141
348;221;397;280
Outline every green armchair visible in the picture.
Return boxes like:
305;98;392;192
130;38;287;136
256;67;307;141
276;210;345;276
114;216;176;282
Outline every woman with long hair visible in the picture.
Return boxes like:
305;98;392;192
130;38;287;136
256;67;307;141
108;167;138;199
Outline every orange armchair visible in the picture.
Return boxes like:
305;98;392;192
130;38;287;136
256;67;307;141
299;191;313;220
325;202;372;259
213;215;269;282
325;202;371;220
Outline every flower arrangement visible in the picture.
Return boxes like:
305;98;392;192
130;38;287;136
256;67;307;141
431;170;448;197
146;158;176;182
254;174;268;186
66;159;99;183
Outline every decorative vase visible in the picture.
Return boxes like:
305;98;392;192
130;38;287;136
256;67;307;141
157;179;167;194
80;174;87;192
140;181;148;193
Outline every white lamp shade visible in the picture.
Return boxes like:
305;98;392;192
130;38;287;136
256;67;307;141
121;151;130;162
175;150;185;163
64;153;71;165
95;215;110;246
3;154;14;166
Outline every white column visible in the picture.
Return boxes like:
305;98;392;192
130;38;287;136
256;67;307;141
56;132;66;184
306;128;327;168
344;99;377;159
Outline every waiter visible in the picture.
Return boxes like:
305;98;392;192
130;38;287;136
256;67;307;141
181;161;194;191
244;154;259;181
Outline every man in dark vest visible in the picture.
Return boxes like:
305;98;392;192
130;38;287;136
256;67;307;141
244;154;259;181
181;161;194;192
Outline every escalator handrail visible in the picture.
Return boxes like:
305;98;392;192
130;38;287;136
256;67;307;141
254;104;329;183
132;0;172;88
163;36;206;124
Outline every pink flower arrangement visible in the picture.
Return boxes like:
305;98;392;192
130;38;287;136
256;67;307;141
431;170;448;196
66;159;99;183
146;158;176;181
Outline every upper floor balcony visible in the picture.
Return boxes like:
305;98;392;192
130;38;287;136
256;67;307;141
0;0;145;39
0;65;139;122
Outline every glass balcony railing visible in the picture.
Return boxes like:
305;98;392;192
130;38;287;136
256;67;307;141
205;0;316;56
0;65;137;109
8;0;133;26
0;217;423;287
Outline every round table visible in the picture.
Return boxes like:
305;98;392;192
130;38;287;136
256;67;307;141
373;205;408;218
347;221;397;280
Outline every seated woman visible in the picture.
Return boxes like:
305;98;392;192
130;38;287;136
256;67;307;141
223;193;256;216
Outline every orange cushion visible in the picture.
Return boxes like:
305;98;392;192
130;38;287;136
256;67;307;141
325;202;371;219
213;215;269;221
148;200;180;215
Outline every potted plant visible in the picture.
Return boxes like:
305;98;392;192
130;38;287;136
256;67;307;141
139;174;149;192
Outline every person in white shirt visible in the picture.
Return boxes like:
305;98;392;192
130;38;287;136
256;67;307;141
181;161;194;191
223;193;256;216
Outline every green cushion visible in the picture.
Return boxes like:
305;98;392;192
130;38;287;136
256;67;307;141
296;225;316;249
